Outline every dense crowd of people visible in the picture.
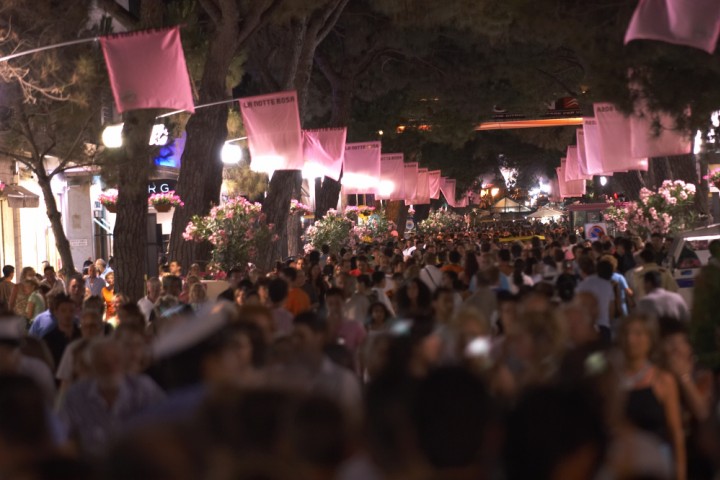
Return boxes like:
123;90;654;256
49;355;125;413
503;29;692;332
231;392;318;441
0;223;719;480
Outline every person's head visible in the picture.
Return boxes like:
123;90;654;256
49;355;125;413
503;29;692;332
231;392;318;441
643;270;662;294
161;275;183;297
618;314;659;363
357;255;369;272
268;278;289;306
596;259;613;281
658;318;693;368
639;248;656;265
113;324;147;374
369;302;391;327
281;267;298;286
371;271;386;289
357;274;372;293
18;267;35;282
79;310;103;340
226;267;244;288
189;263;201;277
324;288;345;317
1;266;14;280
86;338;124;389
67;275;84;302
710;239;720;260
146;277;161;301
87;264;97;278
293;312;328;357
650;232;663;251
50;293;75;328
116;302;145;329
561;300;596;347
103;271;115;288
43;266;55;282
239;305;274;343
189;283;207;305
577;255;596;277
339;273;357;298
22;278;38;295
383;316;441;378
504;385;607;480
169;260;182;276
94;258;107;273
201;322;265;383
432;287;455;322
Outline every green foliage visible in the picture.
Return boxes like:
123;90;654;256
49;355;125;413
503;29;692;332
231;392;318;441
418;209;465;235
303;208;355;253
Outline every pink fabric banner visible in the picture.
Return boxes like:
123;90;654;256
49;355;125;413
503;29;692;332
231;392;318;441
403;162;419;203
343;142;382;194
629;105;692;159
409;168;430;205
378;153;405;201
558;158;587;198
440;177;464;207
100;27;194;114
624;0;720;54
577;128;613;177
428;170;442;200
240;91;304;173
564;145;591;182
593;103;648;172
302;128;347;181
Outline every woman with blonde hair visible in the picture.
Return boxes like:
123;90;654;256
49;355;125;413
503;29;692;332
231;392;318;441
617;313;685;480
10;266;36;319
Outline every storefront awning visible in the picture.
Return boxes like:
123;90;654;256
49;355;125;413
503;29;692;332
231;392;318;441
4;185;39;208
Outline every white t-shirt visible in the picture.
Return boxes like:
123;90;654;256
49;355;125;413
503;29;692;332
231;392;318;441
419;265;443;292
137;297;155;325
576;275;615;328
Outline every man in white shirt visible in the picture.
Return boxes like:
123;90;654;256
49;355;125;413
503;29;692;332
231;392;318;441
636;271;690;322
575;256;615;345
419;252;443;293
137;277;161;325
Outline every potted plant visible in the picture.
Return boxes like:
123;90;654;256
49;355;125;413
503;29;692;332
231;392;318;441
99;191;118;213
705;169;720;190
149;190;184;213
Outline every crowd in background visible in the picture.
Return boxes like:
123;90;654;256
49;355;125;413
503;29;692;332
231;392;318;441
0;224;719;480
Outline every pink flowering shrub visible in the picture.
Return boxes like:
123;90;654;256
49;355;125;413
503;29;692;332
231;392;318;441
604;180;696;238
303;209;355;253
148;191;184;208
289;199;313;216
183;196;277;274
418;210;464;235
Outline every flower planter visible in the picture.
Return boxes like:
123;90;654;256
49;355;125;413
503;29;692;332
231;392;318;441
714;180;720;191
154;204;172;213
105;204;117;213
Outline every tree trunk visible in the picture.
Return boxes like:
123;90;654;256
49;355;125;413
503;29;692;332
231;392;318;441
386;200;408;236
259;170;301;270
315;175;343;217
36;171;75;275
114;109;157;301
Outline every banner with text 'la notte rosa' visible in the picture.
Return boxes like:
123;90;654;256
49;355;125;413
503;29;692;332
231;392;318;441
239;91;304;174
343;142;381;195
302;128;347;181
378;154;405;201
99;26;195;114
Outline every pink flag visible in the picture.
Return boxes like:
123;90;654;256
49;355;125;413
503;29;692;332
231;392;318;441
302;128;346;181
440;177;463;207
593;103;648;172
343;142;381;194
428;170;442;199
578;128;612;177
240;91;304;173
555;168;568;199
403;162;419;203
409;168;430;205
581;119;617;176
558;159;587;198
378;154;405;200
629;105;692;158
564;146;591;181
100;27;194;114
624;0;720;54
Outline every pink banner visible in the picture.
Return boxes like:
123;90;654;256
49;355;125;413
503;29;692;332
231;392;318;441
440;177;464;207
558;158;587;198
428;170;441;199
408;168;430;205
564;145;591;182
581;119;617;176
302;128;346;181
629;105;692;159
100;27;194;114
240;91;303;173
403;162;419;203
343;142;381;194
378;153;405;200
625;0;720;54
594;103;648;172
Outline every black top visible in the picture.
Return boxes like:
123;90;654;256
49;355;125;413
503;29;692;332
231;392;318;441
42;325;81;372
625;386;670;444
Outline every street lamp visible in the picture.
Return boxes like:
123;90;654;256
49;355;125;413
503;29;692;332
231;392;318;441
600;176;608;187
221;144;243;164
101;123;169;148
